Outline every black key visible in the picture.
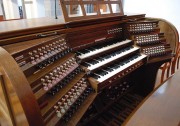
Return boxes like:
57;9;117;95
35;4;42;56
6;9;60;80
91;73;101;79
85;61;92;66
81;62;90;67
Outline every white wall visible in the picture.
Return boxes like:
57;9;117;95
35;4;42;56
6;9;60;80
2;0;20;19
24;0;45;18
124;0;180;39
36;0;45;18
24;0;61;19
17;0;22;6
44;0;62;17
0;0;3;15
24;0;37;18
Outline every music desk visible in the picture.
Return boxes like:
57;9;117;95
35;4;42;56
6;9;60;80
124;70;180;126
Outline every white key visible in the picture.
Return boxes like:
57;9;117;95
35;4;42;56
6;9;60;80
78;39;132;59
97;54;147;82
88;47;139;70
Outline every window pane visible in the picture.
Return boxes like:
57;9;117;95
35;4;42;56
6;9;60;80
84;4;97;16
111;4;121;13
99;4;110;14
66;4;83;17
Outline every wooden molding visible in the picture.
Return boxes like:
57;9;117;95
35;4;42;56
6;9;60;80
0;47;44;125
0;73;14;126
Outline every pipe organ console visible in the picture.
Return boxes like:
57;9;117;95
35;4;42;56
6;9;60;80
0;13;178;126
